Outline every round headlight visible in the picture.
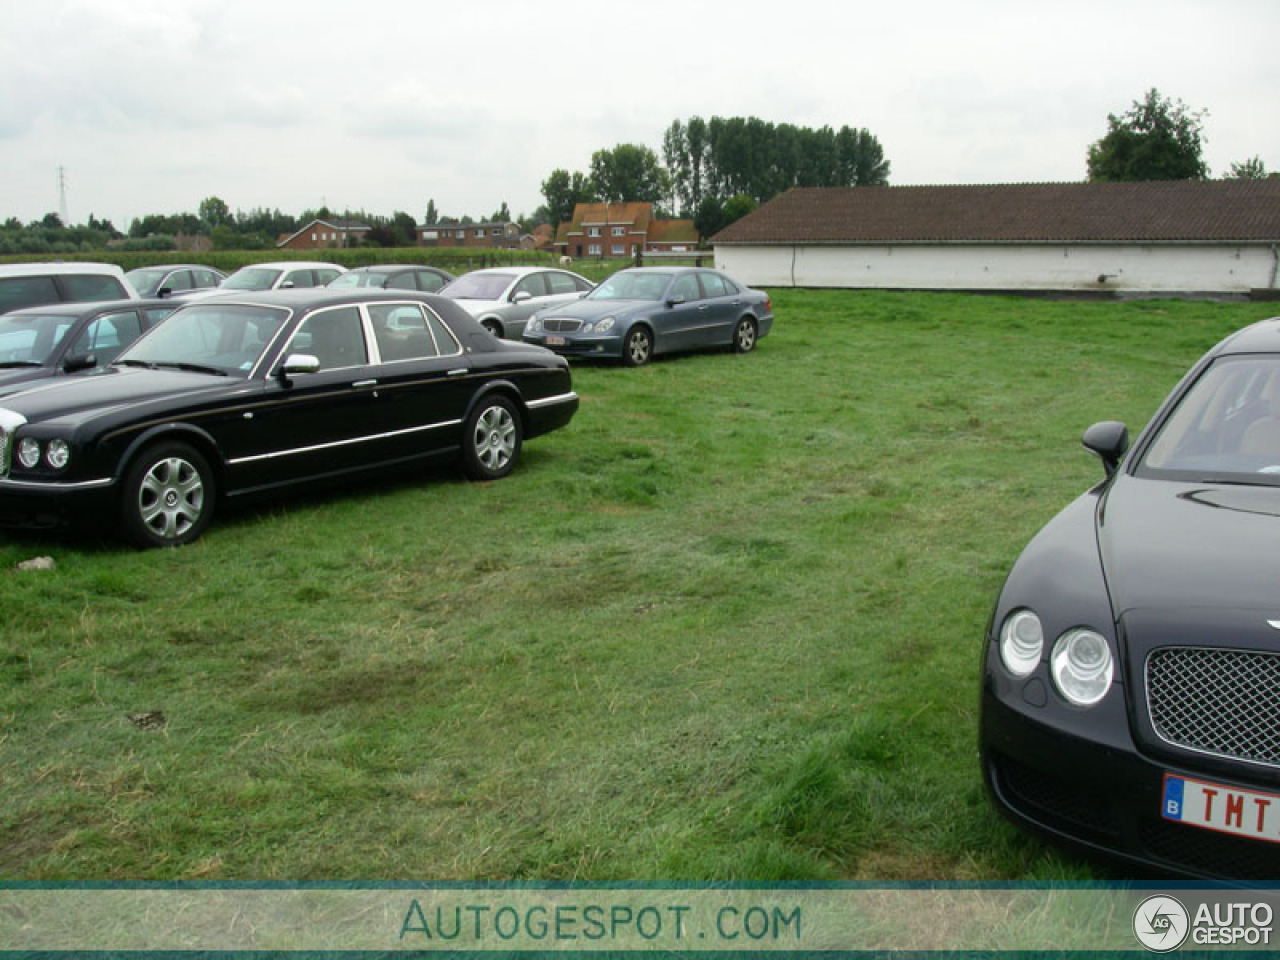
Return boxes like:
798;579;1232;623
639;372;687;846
999;609;1043;676
46;439;70;470
17;437;41;469
1051;628;1113;706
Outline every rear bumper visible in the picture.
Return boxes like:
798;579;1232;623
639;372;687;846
524;391;579;439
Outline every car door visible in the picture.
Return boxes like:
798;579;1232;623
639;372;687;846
693;271;741;347
654;272;706;352
365;301;475;460
223;305;383;491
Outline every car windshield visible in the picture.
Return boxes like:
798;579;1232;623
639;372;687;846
222;268;284;291
1140;355;1280;484
329;271;388;288
0;312;76;366
440;272;514;300
587;271;673;302
125;269;167;297
117;304;290;377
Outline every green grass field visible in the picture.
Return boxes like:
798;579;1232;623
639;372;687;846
0;289;1269;880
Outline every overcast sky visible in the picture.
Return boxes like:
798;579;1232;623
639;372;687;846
3;0;1277;228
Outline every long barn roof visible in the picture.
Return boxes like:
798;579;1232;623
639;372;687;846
712;181;1280;245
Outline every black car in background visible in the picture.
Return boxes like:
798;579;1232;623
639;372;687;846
981;316;1280;879
0;298;178;393
327;264;455;293
0;290;578;547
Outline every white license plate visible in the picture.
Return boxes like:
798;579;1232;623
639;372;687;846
1162;773;1280;844
546;336;566;346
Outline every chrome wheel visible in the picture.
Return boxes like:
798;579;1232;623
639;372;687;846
463;397;522;480
624;327;652;367
122;442;215;547
734;317;757;353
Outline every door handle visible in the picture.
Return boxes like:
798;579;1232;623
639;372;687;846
448;368;468;376
353;379;378;389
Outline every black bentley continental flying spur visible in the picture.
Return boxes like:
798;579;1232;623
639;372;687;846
981;316;1280;880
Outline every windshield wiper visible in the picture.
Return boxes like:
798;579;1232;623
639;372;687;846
153;362;229;376
0;361;41;368
114;359;156;369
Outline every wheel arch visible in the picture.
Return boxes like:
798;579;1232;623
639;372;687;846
462;380;529;434
115;424;227;491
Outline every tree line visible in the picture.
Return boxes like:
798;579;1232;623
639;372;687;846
538;115;892;239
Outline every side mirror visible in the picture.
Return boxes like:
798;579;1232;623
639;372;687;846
1082;420;1129;477
280;280;296;289
279;353;320;380
666;296;686;308
511;290;532;304
63;353;97;373
157;287;173;298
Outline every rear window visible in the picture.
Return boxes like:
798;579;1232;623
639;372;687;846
0;276;60;313
61;274;129;302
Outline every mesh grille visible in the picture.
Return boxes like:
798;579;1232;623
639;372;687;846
1147;647;1280;768
542;318;581;333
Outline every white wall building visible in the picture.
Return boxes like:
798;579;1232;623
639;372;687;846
713;181;1280;297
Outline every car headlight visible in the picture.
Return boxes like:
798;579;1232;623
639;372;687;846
1051;628;1113;706
46;439;70;470
17;437;41;470
587;316;615;334
526;317;542;333
999;609;1043;676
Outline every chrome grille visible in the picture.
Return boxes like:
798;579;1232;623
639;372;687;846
0;409;26;478
542;318;581;333
1146;647;1280;768
0;425;9;477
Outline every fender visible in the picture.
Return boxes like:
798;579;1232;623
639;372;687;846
114;422;227;485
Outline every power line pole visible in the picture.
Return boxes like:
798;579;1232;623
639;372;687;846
57;166;69;225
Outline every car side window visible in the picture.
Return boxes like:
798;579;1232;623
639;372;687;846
70;310;142;365
368;304;437;362
546;272;582;295
165;271;194;292
386;273;417;290
698;272;734;298
285;270;316;289
143;307;177;326
416;270;447;292
315;269;341;286
194;270;221;288
513;274;549;299
292;307;368;370
61;274;128;302
670;274;701;303
425;312;461;356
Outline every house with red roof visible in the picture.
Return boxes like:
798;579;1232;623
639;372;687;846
554;203;697;259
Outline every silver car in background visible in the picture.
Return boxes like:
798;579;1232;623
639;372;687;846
438;266;593;339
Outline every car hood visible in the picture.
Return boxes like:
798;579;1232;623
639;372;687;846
0;367;50;392
1098;474;1280;616
0;367;245;426
538;298;650;321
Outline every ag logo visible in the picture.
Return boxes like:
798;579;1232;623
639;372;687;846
1134;895;1190;952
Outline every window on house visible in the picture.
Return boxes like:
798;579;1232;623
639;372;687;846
612;227;625;237
611;244;625;256
588;227;601;237
588;243;601;256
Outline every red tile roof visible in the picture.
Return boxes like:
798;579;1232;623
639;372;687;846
713;181;1280;245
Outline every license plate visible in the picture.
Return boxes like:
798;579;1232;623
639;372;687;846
546;336;566;346
1162;773;1280;844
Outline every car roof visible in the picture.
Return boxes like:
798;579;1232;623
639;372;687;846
230;261;345;271
350;264;444;273
0;261;129;278
1215;317;1280;356
4;298;176;318
126;263;224;273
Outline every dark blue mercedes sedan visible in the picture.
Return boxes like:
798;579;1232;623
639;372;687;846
522;267;772;366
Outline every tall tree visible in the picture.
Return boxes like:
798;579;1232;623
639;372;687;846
1086;88;1209;182
424;198;438;225
589;144;668;205
541;168;596;226
198;195;232;230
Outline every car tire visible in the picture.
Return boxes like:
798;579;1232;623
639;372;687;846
623;326;653;367
462;395;522;481
733;317;758;353
481;318;503;338
121;441;216;548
